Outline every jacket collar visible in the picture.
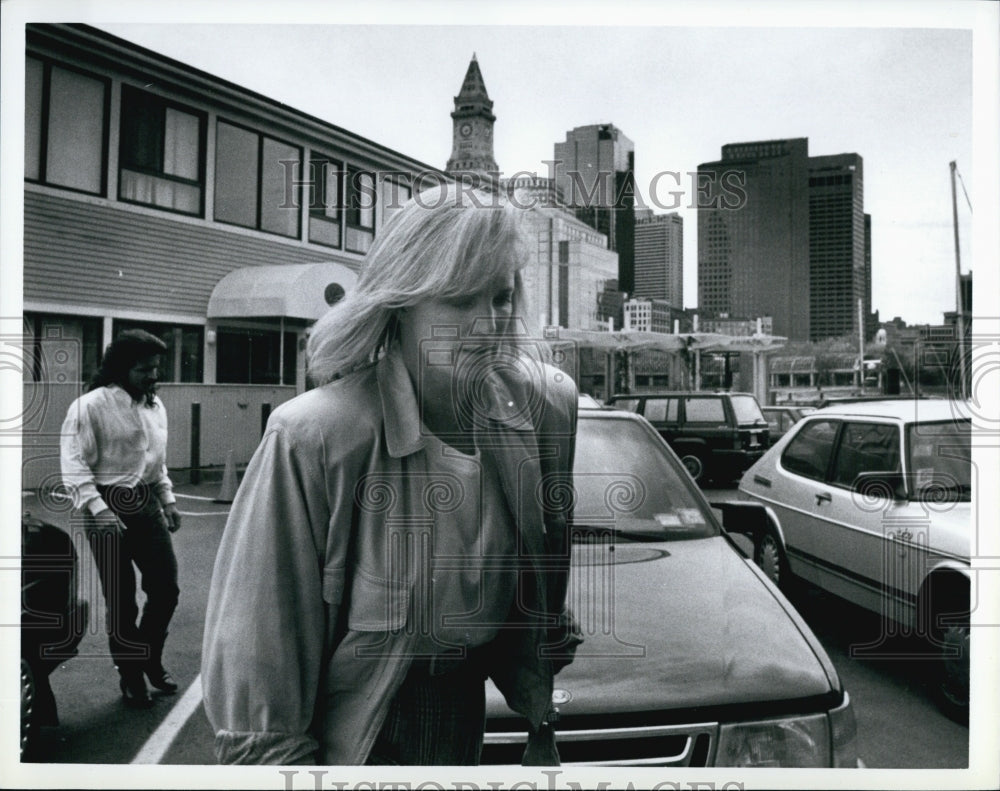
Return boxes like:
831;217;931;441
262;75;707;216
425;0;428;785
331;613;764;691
376;346;426;459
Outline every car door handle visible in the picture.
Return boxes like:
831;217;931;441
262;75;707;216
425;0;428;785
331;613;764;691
815;492;831;506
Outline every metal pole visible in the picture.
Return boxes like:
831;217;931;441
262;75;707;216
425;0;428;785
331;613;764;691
949;161;967;399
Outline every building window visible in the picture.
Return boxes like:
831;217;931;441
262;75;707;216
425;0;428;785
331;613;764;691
119;85;204;215
113;320;204;383
308;154;343;248
216;328;296;385
215;121;301;238
380;175;411;228
22;313;103;384
25;57;108;195
344;167;376;253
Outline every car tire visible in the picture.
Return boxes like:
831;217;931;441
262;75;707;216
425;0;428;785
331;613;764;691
753;531;788;591
920;583;970;724
680;452;705;483
935;618;970;724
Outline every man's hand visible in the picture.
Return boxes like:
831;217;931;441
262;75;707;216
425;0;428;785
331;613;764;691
93;508;125;536
163;503;182;533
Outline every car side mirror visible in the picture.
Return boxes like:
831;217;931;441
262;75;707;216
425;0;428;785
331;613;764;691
852;471;906;501
710;500;770;543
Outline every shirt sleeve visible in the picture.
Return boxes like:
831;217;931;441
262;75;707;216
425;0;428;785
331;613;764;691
201;422;334;765
152;400;176;507
59;398;109;515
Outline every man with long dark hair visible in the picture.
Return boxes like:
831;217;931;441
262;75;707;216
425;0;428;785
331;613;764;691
60;329;182;707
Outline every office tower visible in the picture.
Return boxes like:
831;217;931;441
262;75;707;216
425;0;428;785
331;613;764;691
445;54;498;179
634;212;683;308
808;154;866;341
553;124;636;294
697;138;811;341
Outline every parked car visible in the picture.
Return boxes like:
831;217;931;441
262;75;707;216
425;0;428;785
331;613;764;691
481;408;858;767
738;400;971;718
761;405;816;442
21;512;89;759
606;391;769;483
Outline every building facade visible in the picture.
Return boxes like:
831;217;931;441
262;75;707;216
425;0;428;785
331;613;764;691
697;138;811;340
21;23;447;483
633;212;683;308
553;124;636;295
808;154;866;341
697;138;873;343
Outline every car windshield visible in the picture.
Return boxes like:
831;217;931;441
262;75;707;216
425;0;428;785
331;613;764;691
905;419;971;502
573;416;718;542
730;394;765;424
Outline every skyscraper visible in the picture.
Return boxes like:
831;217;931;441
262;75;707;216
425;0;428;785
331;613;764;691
553;124;636;294
697;138;871;342
633;212;683;308
445;54;498;180
697;138;811;340
808;154;866;341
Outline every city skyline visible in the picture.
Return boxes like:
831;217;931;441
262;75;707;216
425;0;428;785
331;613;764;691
1;1;994;330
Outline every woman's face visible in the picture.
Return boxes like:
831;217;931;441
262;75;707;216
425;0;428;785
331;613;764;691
398;268;518;413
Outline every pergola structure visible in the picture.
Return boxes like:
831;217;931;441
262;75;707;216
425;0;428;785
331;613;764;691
542;327;788;403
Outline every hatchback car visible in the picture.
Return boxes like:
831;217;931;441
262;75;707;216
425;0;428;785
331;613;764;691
761;405;816;442
738;400;971;715
482;408;857;767
606;391;769;483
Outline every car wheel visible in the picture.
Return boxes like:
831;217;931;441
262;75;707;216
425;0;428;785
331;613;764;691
754;532;786;589
21;658;36;760
936;621;970;723
680;453;705;483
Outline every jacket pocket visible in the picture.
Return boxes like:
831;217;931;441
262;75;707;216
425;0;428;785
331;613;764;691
346;567;410;632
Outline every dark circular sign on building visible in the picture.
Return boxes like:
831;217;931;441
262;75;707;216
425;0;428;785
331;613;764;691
324;282;346;306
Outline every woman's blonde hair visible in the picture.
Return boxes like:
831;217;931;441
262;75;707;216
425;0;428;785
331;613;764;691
306;182;536;385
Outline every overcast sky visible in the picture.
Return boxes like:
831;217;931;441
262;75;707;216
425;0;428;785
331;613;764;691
7;1;998;327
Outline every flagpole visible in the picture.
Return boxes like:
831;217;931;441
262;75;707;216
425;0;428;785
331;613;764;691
950;161;967;399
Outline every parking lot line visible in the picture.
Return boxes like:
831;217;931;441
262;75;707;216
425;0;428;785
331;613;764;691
131;675;204;764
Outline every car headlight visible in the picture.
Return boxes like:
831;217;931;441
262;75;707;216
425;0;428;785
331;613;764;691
716;713;830;767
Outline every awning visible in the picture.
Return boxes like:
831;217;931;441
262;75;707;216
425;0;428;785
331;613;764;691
207;262;358;321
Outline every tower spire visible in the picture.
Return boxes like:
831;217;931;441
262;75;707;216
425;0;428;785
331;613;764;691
445;54;499;181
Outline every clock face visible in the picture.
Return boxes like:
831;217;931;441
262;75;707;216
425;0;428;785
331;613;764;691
460;122;473;137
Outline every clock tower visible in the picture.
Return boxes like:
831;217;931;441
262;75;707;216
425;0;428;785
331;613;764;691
445;54;499;181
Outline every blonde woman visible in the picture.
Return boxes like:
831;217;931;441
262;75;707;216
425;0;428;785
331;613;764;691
202;183;580;765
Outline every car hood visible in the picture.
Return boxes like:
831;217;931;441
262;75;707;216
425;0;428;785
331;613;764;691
487;535;837;719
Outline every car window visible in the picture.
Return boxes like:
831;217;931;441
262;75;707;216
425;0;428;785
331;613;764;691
610;398;640;413
906;419;971;502
781;419;839;481
830;421;900;488
730;395;764;424
763;411;782;433
683;397;726;424
643;397;677;423
573;416;717;541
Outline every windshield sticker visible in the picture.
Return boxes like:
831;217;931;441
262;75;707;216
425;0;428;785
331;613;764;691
654;512;682;527
677;508;704;525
